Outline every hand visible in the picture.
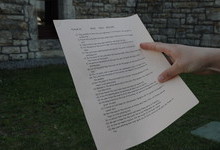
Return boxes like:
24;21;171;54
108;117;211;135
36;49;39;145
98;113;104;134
140;42;220;83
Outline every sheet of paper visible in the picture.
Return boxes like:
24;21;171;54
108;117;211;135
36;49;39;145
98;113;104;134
54;15;199;150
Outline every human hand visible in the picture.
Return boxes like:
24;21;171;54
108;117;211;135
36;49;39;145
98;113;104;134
140;42;220;83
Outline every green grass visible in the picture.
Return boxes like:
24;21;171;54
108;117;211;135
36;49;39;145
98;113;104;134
0;65;220;150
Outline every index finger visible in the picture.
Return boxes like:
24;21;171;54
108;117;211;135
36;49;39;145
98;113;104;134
140;42;173;55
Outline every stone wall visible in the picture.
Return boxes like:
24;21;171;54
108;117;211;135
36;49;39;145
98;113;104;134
74;0;220;47
0;0;64;62
0;0;220;62
0;0;38;61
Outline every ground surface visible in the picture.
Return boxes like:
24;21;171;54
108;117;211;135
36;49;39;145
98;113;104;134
0;65;220;150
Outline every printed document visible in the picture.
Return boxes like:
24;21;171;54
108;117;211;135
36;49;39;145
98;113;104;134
54;15;199;150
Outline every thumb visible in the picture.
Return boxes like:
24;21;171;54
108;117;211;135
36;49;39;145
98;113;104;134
158;63;182;83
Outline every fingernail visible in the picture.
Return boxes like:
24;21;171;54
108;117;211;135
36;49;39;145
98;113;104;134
158;75;165;82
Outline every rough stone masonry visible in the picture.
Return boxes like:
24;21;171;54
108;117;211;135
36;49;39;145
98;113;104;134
0;0;220;62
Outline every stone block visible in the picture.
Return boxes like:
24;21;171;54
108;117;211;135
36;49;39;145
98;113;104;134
9;54;27;60
164;2;172;9
23;10;28;21
160;28;176;37
173;2;198;8
178;39;195;46
74;0;87;2
207;8;220;21
39;39;62;51
29;33;38;40
18;21;28;30
109;0;118;4
195;25;213;33
180;9;191;13
0;0;29;5
7;15;24;20
208;13;220;21
147;28;159;34
167;38;177;44
0;54;9;61
98;12;110;17
28;52;35;59
176;29;186;38
148;5;163;13
141;14;151;23
186;34;201;39
168;19;180;27
13;31;30;40
185;28;194;33
195;40;200;46
0;31;12;39
101;0;109;2
86;2;93;7
0;15;6;19
0;31;12;46
88;8;99;15
198;2;214;7
214;22;220;34
135;8;146;13
116;7;133;13
35;50;64;59
152;13;171;18
186;14;198;24
146;24;155;28
136;3;148;8
152;35;167;42
21;46;28;53
181;19;185;24
0;3;23;15
192;8;205;13
126;0;136;7
13;40;27;46
28;40;39;52
198;21;213;25
0;39;12;46
110;13;128;18
216;0;220;6
79;7;88;15
154;24;166;28
104;4;115;12
24;4;38;33
180;25;194;29
153;18;167;24
98;7;104;12
2;46;20;54
191;121;220;142
201;34;220;47
198;14;206;21
172;13;185;18
93;3;104;7
0;20;28;30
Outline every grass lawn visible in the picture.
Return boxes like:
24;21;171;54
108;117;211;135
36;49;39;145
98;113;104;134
0;64;220;150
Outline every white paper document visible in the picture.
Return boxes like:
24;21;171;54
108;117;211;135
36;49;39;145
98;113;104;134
54;15;199;150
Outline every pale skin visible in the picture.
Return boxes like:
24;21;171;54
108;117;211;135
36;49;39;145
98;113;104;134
140;42;220;83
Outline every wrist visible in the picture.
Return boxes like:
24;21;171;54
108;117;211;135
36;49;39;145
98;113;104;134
205;48;220;73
